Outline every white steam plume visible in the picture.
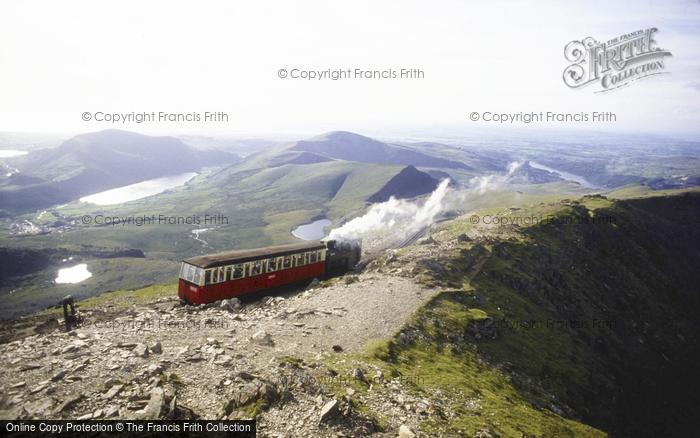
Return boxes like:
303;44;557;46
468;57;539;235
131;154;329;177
468;160;524;194
328;179;451;242
327;161;524;246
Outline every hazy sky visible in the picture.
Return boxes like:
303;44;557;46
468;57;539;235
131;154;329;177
1;0;699;137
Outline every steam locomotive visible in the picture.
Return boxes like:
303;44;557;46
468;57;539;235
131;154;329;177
177;239;361;305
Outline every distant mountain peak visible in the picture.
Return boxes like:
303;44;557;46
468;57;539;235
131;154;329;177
290;132;469;170
310;131;383;145
367;165;439;203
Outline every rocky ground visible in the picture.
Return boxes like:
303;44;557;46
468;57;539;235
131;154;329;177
0;269;448;437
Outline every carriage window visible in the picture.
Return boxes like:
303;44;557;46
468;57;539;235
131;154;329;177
185;265;195;282
319;250;326;261
282;256;292;269
268;258;277;272
204;269;212;284
309;251;318;263
251;260;262;276
224;266;232;281
193;268;202;285
295;253;305;266
233;264;244;279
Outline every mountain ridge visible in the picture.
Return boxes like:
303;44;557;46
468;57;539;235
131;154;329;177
0;130;240;213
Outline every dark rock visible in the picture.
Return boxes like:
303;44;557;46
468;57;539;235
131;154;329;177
50;370;68;382
457;233;472;243
150;342;162;354
19;363;42;372
468;317;497;340
351;368;366;383
306;278;321;290
236;371;257;381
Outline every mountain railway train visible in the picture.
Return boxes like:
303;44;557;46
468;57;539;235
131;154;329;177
178;239;361;304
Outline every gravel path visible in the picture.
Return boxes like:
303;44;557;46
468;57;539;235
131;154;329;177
0;271;441;437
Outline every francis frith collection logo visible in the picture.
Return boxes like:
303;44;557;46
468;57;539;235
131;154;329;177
563;28;672;92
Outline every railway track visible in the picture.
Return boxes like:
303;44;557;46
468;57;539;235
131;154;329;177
396;227;429;248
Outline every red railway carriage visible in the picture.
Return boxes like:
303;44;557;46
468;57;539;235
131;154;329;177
178;241;329;305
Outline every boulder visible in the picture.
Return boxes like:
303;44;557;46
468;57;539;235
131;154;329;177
418;236;437;245
306;278;320;290
134;343;149;358
399;425;416;438
103;384;123;400
319;399;339;423
23;399;54;417
221;298;242;312
104;405;119;418
55;394;84;414
224;379;279;416
251;331;273;346
140;387;165;420
150;342;162;354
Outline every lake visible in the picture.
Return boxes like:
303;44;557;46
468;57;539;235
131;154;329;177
80;172;197;205
55;264;92;284
292;218;331;240
0;149;28;158
529;161;600;189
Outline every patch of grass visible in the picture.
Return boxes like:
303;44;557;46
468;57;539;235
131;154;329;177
319;277;339;288
324;335;604;437
168;373;184;385
395;344;604;437
237;398;268;419
277;355;305;369
77;283;178;310
365;339;395;362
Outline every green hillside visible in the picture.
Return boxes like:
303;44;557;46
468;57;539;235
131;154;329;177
364;191;700;436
